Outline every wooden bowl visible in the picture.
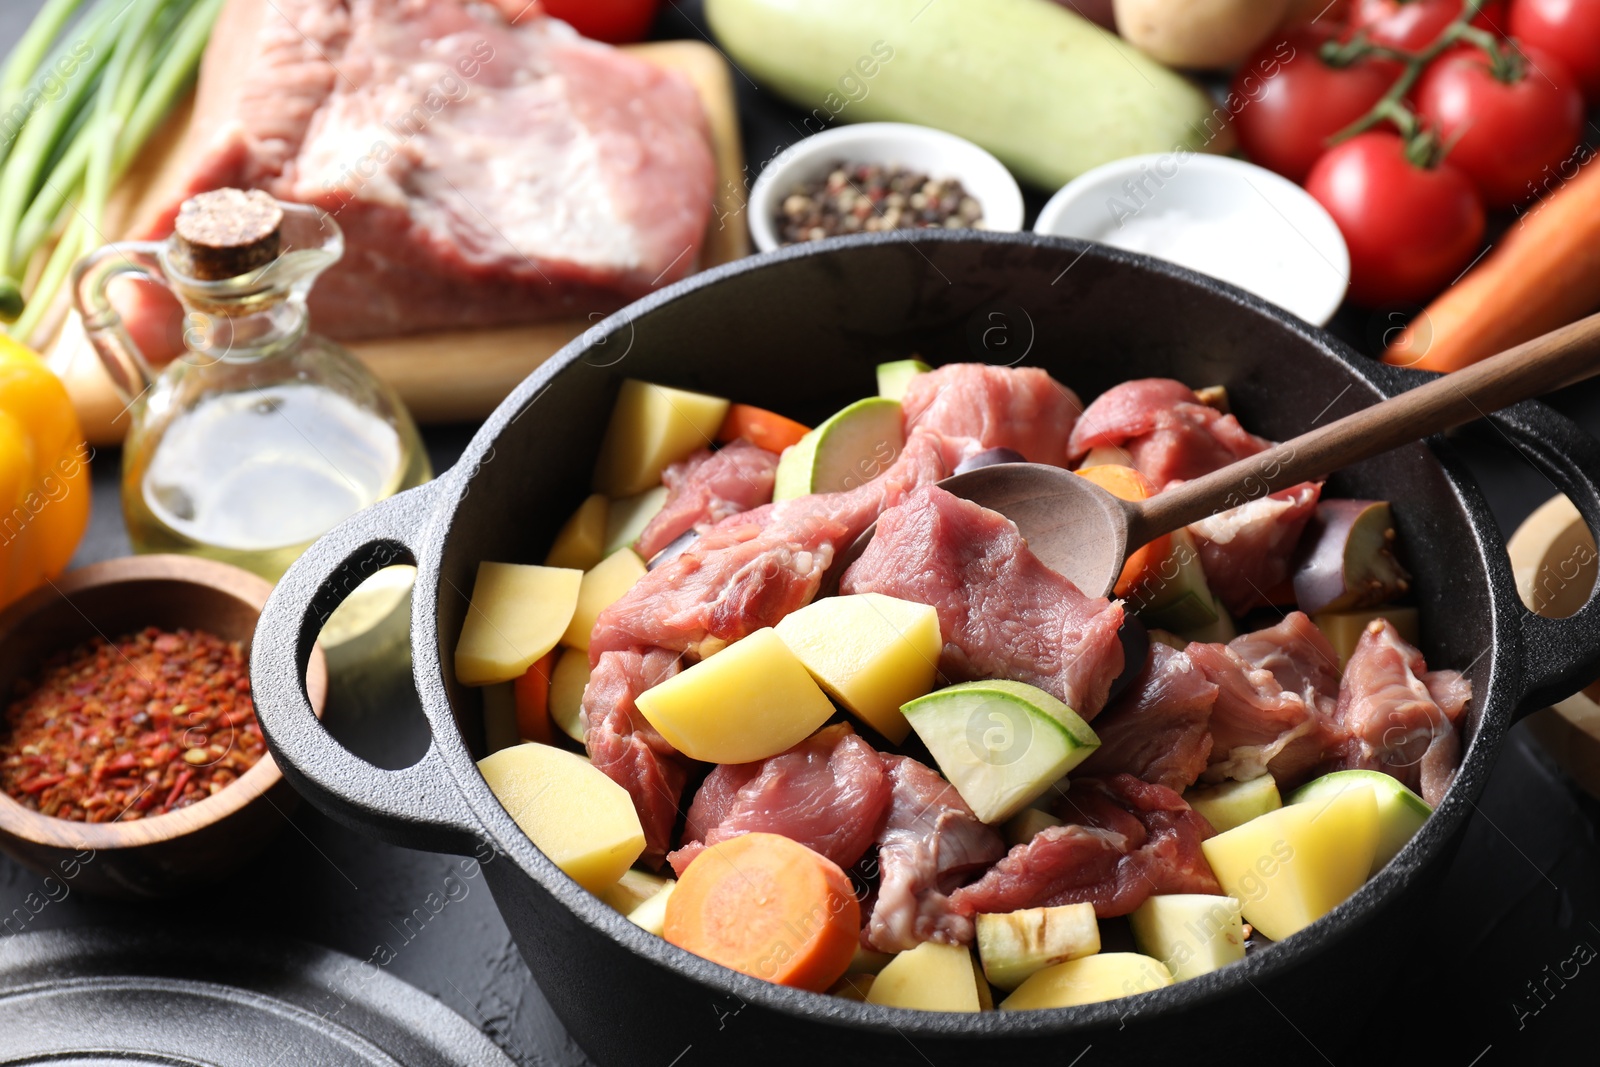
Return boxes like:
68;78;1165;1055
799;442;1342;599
1508;494;1600;798
0;555;328;897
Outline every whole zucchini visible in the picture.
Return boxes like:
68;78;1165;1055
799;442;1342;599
706;0;1231;190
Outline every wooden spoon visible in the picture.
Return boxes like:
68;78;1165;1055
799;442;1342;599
835;311;1600;599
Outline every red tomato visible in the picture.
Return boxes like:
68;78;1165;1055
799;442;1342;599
540;0;661;43
1351;0;1508;50
1305;132;1486;305
1230;27;1400;182
1510;0;1600;102
1415;44;1585;207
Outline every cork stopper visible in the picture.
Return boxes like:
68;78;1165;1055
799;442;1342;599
171;188;283;280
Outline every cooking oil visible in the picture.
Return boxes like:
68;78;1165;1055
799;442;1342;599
76;189;432;646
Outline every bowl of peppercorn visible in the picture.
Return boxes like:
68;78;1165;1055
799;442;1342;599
0;554;328;898
748;122;1025;253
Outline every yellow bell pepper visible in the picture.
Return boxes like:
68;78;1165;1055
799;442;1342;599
0;335;90;609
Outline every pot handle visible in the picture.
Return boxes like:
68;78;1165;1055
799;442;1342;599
1486;402;1600;714
251;482;487;856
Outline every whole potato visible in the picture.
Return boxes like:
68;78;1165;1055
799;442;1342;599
1054;0;1117;29
1114;0;1294;69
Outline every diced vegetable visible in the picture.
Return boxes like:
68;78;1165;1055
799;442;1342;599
1148;629;1189;651
562;549;647;652
1289;769;1431;875
848;946;896;975
772;592;940;744
1077;444;1136;469
1314;606;1420;668
875;358;932;401
1003;806;1063;847
478;743;645;894
600;867;673;914
591;380;729;497
954;447;1027;475
773;397;904;501
635;628;836;764
704;0;1226;190
1292;500;1411;615
1200;782;1379;942
481;682;520;754
627;881;675;936
830;974;876;1001
666;833;859;992
999;953;1173;1011
716;403;811;453
545;494;609;571
455;563;582;686
902;680;1100;824
1180;590;1236;643
512;651;557;745
1128;529;1220;633
603;485;669;557
1075;465;1173;598
866;941;987;1012
1128;894;1246;982
976;902;1101;990
1184;775;1282;834
549;647;591;744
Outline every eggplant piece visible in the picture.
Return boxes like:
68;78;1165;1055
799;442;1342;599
1292;500;1412;615
647;528;699;570
954;447;1026;475
1106;615;1150;703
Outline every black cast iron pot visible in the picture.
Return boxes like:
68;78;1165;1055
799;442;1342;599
251;232;1600;1066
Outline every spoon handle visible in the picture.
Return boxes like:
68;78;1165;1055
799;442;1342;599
1128;310;1600;545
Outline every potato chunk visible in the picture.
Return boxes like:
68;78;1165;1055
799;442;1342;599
455;562;581;686
478;743;644;893
773;593;939;743
591;380;728;496
634;628;834;764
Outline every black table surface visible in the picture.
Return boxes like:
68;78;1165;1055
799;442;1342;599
5;1;1600;1063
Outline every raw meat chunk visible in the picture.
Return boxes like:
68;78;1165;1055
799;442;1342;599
1334;619;1470;806
948;775;1220;919
125;0;716;348
1077;643;1217;790
668;724;890;876
862;755;1005;952
635;441;779;561
841;485;1126;718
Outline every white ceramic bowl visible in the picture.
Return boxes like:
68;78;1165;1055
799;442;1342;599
1034;153;1351;326
747;123;1025;254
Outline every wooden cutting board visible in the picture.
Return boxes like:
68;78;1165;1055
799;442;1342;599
52;39;749;446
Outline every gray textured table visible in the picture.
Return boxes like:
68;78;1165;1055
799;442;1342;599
3;1;1600;1063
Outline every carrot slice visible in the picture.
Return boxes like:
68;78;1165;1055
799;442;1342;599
513;650;557;745
664;832;860;992
1076;465;1172;597
716;404;811;453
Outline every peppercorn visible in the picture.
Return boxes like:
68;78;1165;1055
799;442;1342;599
776;162;986;245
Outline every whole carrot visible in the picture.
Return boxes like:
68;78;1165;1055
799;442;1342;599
1385;156;1600;372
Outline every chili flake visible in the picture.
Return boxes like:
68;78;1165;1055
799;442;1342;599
0;626;264;822
777;162;985;244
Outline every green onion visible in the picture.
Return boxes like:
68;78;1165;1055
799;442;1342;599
0;0;218;331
